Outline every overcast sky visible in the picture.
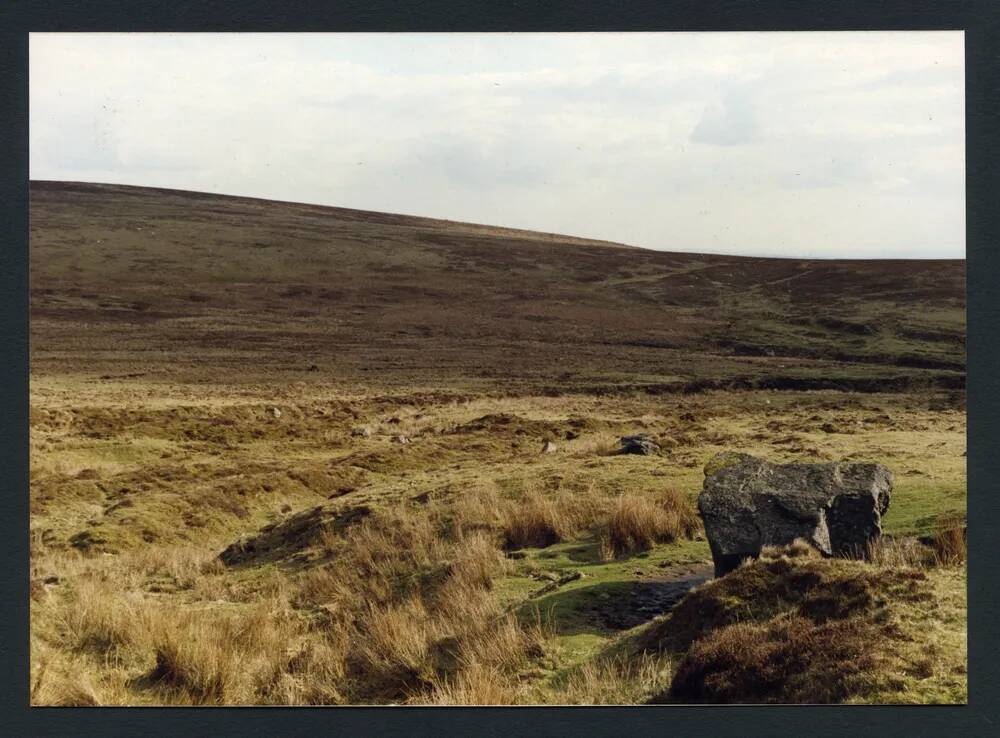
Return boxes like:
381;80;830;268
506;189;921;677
30;32;964;258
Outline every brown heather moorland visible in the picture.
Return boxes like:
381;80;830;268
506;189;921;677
29;181;966;704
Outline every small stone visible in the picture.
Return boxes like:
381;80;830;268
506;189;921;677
270;407;282;419
541;440;557;454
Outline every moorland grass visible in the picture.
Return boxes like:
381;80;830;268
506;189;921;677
30;386;966;705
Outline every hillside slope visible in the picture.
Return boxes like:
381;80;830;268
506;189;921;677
28;181;966;705
30;181;965;392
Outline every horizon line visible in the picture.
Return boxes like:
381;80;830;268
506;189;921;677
29;178;966;263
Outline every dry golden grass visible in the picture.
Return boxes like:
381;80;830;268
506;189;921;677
32;474;564;706
567;432;620;457
30;648;103;706
29;379;966;706
354;597;436;697
501;489;574;550
866;535;937;569
865;528;965;570
450;482;505;537
448;532;510;590
415;663;523;705
931;525;966;565
548;652;673;705
600;488;700;559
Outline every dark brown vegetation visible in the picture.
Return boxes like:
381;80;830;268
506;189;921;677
640;542;966;704
30;181;964;394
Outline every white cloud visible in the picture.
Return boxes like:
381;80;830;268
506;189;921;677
691;89;760;146
29;31;964;258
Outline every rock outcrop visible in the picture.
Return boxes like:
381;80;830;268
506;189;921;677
698;452;892;576
619;434;660;455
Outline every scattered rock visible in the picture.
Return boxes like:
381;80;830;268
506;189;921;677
699;452;892;577
351;426;372;438
270;407;282;419
619;433;660;455
530;570;583;598
541;440;558;454
392;434;411;444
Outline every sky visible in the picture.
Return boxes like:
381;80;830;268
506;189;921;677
29;32;964;259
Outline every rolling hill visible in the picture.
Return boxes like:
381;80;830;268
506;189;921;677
30;181;965;394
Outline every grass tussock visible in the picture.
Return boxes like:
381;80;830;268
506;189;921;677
931;525;966;565
30;650;105;706
864;535;937;569
547;652;673;705
413;663;523;705
448;532;510;590
600;489;700;559
474;482;699;557
865;528;966;569
500;490;574;550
